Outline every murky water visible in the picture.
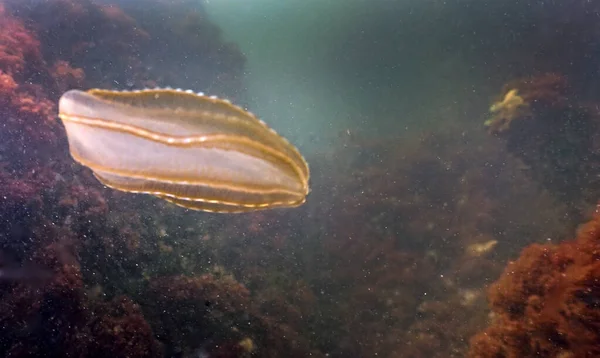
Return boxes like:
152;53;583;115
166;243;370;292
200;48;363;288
1;0;599;357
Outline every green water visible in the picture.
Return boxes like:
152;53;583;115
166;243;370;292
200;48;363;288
204;0;506;152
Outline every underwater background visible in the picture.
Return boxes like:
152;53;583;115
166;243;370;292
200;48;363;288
1;0;600;357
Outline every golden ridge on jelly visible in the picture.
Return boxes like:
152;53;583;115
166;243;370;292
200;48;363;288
58;88;309;213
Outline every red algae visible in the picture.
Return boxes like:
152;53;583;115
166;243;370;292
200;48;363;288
469;206;600;358
0;4;43;75
146;273;251;352
88;297;163;358
50;60;85;93
0;0;322;356
0;0;259;356
201;125;569;357
145;273;323;358
0;0;595;357
0;220;164;357
0;5;58;147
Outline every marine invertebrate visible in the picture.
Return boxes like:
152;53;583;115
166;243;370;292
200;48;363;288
465;239;498;257
484;89;528;133
468;206;600;357
0;0;256;356
57;88;310;213
1;1;589;357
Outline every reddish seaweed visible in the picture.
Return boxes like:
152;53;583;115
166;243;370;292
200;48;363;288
0;0;598;357
469;206;600;358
